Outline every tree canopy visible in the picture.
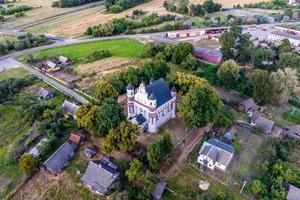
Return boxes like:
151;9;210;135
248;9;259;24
93;80;119;102
217;59;239;87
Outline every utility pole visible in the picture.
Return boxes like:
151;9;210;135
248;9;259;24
240;180;247;194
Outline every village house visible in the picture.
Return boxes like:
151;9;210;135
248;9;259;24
286;184;300;200
68;132;83;145
84;145;99;158
43;142;75;175
197;138;235;172
126;78;177;133
37;87;54;100
238;98;263;117
61;100;80;118
251;115;274;134
42;60;60;72
58;56;72;66
151;181;167;200
283;125;300;139
268;31;300;46
81;156;120;196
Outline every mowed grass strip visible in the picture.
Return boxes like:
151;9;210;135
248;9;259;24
0;68;29;81
23;39;145;63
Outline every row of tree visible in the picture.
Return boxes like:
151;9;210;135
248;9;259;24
0;5;32;15
163;0;222;15
52;0;100;8
105;0;149;13
85;14;176;37
0;34;50;55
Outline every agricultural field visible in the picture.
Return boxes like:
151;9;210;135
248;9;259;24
21;39;145;62
165;164;247;200
24;0;178;38
0;0;97;30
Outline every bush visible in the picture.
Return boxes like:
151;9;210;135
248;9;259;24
283;109;300;124
53;0;101;8
14;12;24;17
1;5;32;15
86;50;112;62
105;0;149;13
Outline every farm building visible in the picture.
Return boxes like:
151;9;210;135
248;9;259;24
61;100;80;118
251;115;274;134
127;78;177;133
37;87;54;100
68;132;83;145
198;138;234;172
43;142;75;175
205;27;230;35
165;29;205;38
81;157;120;196
238;98;263;116
194;47;222;64
268;31;300;46
58;56;72;66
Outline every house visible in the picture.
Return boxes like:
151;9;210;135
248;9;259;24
37;87;54;100
29;138;49;157
238;98;263;116
61;100;79;118
289;0;300;5
127;78;177;133
81;156;120;196
197;138;234;172
68;132;82;145
84;145;99;158
283;125;300;139
165;29;205;38
194;47;222;64
58;56;71;66
43;60;60;72
43;142;75;175
286;184;300;200
251;115;274;134
151;181;167;200
223;126;236;144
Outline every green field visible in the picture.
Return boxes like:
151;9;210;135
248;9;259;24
165;165;247;200
0;68;29;81
20;39;145;63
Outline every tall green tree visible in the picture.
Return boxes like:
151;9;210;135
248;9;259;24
276;52;300;70
147;142;162;171
219;32;236;60
104;121;139;153
19;154;40;175
175;72;208;94
247;69;275;104
252;48;274;69
178;83;223;128
125;159;142;182
171;42;194;64
217;59;239;87
93;80;119;102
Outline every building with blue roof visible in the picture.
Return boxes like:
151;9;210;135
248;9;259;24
126;78;177;133
198;138;235;172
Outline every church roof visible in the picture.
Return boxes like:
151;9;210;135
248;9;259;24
146;78;172;107
126;83;134;90
149;93;157;100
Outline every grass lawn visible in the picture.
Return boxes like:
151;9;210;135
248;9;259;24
166;164;247;200
0;68;29;81
20;39;145;63
283;108;300;125
233;133;263;180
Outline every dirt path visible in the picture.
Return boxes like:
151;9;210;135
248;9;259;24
159;124;213;179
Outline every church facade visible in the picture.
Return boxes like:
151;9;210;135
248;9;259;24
126;78;176;133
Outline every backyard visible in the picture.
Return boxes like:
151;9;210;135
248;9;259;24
0;68;29;81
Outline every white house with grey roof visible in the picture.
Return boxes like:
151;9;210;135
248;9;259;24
61;100;79;118
81;157;120;196
197;138;234;172
126;78;177;133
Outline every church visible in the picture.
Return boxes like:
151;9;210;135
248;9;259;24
126;78;177;133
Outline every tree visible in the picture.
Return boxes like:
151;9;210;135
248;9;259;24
42;108;52;119
276;52;300;70
95;98;126;137
75;103;98;130
270;68;299;105
175;72;208;94
140;59;170;82
251;179;265;196
19;154;40;175
279;38;292;53
104;122;139;153
219;32;236;60
125;159;142;182
252;48;274;69
178;83;223;128
202;0;222;13
217;59;239;87
181;54;198;70
147;142;162;171
171;42;194;64
247;69;275;105
93;80;119;102
160;131;173;155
